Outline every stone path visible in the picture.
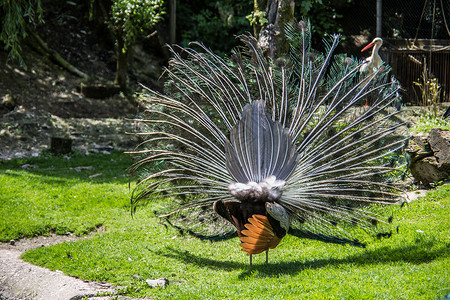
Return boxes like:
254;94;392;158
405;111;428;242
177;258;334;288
0;249;117;300
0;235;143;300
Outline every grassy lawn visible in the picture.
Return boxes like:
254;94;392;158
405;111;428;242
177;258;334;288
0;151;134;241
1;152;449;299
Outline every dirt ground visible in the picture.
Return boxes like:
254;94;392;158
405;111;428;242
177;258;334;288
0;234;142;300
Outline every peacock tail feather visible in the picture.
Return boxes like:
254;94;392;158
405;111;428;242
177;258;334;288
130;20;409;250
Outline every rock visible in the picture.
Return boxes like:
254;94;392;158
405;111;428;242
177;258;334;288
94;145;115;152
409;156;449;184
145;278;169;288
89;173;103;178
14;152;25;158
407;128;450;186
74;166;94;172
407;133;433;159
0;94;16;113
20;164;39;169
428;128;450;167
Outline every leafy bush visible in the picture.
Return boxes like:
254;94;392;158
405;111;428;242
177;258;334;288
110;0;165;88
110;0;165;52
177;0;252;54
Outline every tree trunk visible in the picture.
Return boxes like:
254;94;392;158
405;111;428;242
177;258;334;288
170;0;176;44
257;0;295;59
114;35;129;91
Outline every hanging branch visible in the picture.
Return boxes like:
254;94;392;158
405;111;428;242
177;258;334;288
26;24;89;80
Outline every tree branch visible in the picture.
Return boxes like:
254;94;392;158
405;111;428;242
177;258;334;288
26;25;89;80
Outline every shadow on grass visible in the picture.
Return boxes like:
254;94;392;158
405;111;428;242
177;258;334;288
0;151;134;184
152;237;449;278
2;170;72;185
150;247;246;271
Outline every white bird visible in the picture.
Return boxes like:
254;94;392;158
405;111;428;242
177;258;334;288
360;37;383;107
360;37;383;74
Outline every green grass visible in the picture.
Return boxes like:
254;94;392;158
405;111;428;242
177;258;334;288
0;151;134;241
1;153;449;299
411;112;450;133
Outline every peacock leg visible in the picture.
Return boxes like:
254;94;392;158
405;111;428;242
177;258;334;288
249;254;252;266
266;250;269;263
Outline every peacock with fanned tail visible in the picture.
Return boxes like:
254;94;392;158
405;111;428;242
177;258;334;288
130;20;409;265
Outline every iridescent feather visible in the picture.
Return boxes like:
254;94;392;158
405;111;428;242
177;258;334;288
130;20;409;260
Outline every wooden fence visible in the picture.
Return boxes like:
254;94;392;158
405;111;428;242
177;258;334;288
381;39;450;106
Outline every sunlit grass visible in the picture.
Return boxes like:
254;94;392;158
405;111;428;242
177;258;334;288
21;188;450;299
1;153;449;299
411;112;450;133
0;151;133;241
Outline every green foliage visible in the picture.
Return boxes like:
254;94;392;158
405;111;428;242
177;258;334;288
110;0;165;51
421;183;450;199
411;111;450;133
178;0;252;54
0;151;133;242
297;0;347;44
0;0;43;65
246;9;267;26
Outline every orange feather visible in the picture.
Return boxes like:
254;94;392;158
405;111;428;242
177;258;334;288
240;235;269;246
239;214;282;255
243;223;274;237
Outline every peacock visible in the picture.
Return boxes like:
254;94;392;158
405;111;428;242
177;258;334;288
130;20;409;265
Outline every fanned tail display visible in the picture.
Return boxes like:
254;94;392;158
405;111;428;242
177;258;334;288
130;20;409;264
